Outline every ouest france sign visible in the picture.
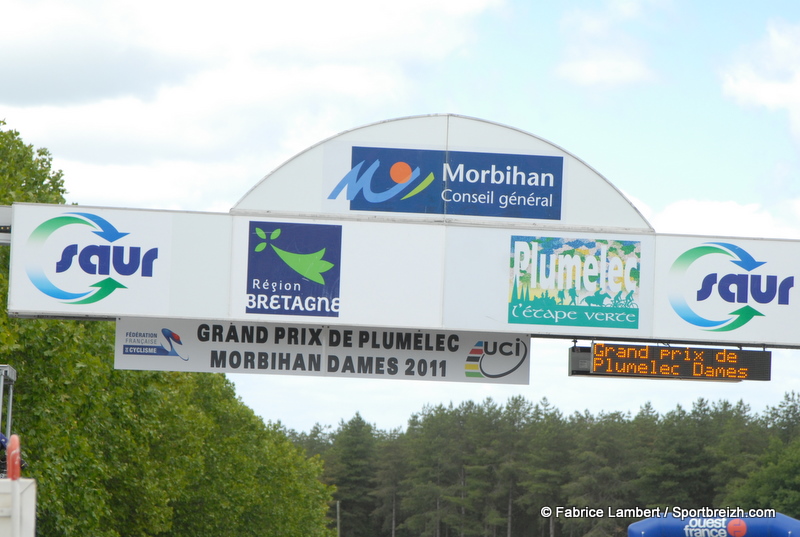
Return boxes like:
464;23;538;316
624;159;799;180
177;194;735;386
6;115;800;383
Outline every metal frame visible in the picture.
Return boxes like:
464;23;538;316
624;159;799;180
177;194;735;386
0;365;17;440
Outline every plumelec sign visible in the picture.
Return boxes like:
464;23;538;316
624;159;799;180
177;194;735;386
509;236;641;329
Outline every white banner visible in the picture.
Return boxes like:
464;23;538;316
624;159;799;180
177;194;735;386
653;236;800;345
114;317;531;385
11;204;800;349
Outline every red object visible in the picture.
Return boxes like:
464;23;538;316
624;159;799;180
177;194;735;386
728;518;748;537
7;434;20;480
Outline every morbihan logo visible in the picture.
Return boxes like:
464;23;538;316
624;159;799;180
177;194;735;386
328;147;440;214
25;212;158;304
669;242;794;331
329;157;436;204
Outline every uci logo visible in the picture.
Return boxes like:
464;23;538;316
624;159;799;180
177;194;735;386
669;242;794;331
464;338;528;379
25;212;158;304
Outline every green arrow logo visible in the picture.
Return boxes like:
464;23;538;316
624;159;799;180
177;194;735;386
71;278;128;304
710;306;765;332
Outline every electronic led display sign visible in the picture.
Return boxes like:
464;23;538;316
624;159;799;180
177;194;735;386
569;343;771;381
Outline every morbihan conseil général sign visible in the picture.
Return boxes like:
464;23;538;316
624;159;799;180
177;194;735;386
114;317;531;384
327;146;564;220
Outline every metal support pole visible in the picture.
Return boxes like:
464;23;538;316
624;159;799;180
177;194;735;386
5;383;13;439
0;366;17;440
0;373;4;439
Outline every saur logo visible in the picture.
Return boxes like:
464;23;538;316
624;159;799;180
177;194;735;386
329;146;563;219
122;328;188;361
25;212;159;304
246;221;342;317
464;338;528;379
669;242;795;331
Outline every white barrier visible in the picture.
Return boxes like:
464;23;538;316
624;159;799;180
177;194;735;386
0;478;36;537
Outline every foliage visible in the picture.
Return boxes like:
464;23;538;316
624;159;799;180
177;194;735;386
298;394;798;537
0;120;65;204
0;122;334;536
6;121;800;537
723;436;800;516
323;413;380;537
724;394;800;517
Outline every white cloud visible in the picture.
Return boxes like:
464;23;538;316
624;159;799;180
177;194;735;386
648;199;800;240
557;55;653;86
3;0;502;89
722;21;800;141
112;0;500;60
58;157;257;211
556;0;657;87
2;0;503;213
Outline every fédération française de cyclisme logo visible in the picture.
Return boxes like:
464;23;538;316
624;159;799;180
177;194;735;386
669;242;794;331
25;212;158;304
509;237;641;329
122;328;188;361
328;146;563;220
245;221;342;317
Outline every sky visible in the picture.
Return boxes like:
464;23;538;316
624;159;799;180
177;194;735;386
3;0;800;433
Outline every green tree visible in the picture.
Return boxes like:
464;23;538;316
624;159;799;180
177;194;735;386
373;427;410;537
325;413;381;537
726;436;800;516
289;422;334;459
0;122;335;537
0;120;65;204
706;400;768;504
448;399;502;537
637;401;715;508
764;391;800;443
402;404;465;537
493;396;535;537
517;398;572;537
168;374;333;537
724;393;800;517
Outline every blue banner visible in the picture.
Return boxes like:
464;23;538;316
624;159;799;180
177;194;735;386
328;147;563;220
